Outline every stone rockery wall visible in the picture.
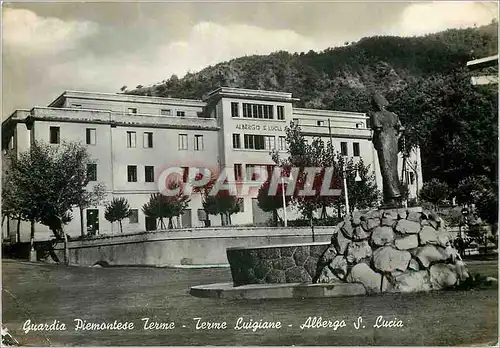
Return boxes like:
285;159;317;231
315;208;470;293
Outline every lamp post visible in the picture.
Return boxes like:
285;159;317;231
459;207;469;257
342;158;362;217
281;176;287;227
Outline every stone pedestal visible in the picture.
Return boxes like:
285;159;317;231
314;207;469;293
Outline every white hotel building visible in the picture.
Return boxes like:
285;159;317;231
2;87;423;241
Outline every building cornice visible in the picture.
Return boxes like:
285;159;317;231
293;108;368;119
203;87;299;103
48;90;206;108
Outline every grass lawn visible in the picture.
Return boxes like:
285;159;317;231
2;259;498;346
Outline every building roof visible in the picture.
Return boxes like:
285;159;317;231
466;54;499;70
48;90;206;108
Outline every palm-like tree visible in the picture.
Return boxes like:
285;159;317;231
104;197;131;233
142;182;190;229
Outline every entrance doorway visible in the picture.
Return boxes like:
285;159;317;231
86;209;99;235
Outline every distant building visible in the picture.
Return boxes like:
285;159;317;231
2;87;423;241
466;54;498;85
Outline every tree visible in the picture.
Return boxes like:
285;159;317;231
104;197;131;233
419;178;450;210
142;182;190;229
456;175;498;233
342;157;381;212
202;191;241;226
271;122;380;222
256;180;291;226
4;141;94;264
76;182;106;237
390;71;498;188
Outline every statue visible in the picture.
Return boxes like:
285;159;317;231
370;93;404;207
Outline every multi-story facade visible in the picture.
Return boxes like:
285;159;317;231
2;87;423;241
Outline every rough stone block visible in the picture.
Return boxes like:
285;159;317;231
381;217;397;227
419;226;439;245
373;246;411;273
397;209;408;220
415;245;449;268
395;235;419;250
430;263;458;290
333;231;351;255
341;220;354;239
329;255;348;279
361;218;380;231
392;271;432;292
371;226;395;246
347;263;382;293
316;266;342;284
346;240;372;264
407;211;422;222
395;219;421;234
318;245;337;266
285;266;312;283
353;226;370;241
351;211;363;226
408;258;420;271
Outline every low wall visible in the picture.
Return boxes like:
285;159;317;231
226;242;330;286
52;227;332;267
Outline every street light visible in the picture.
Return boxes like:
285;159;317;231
459;207;469;257
343;158;362;216
281;172;293;227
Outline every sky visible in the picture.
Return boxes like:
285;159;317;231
2;1;498;117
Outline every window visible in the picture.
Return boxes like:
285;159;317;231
242;103;274;119
264;135;275;150
232;134;241;149
128;108;137;114
194;135;204;151
178;134;188;150
177;111;185;117
160;109;172;116
127;131;136;148
244;134;265;150
145;166;155;183
129;209;139;224
277;106;284;120
353;142;360;157
86;128;96;145
317;120;325;126
143;132;153;148
127;165;137;182
341;142;348;156
87;163;97;181
231;102;239;117
234;164;242;180
49;127;60;144
278;136;286;151
410;172;415;185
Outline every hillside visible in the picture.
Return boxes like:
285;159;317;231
126;23;498;112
